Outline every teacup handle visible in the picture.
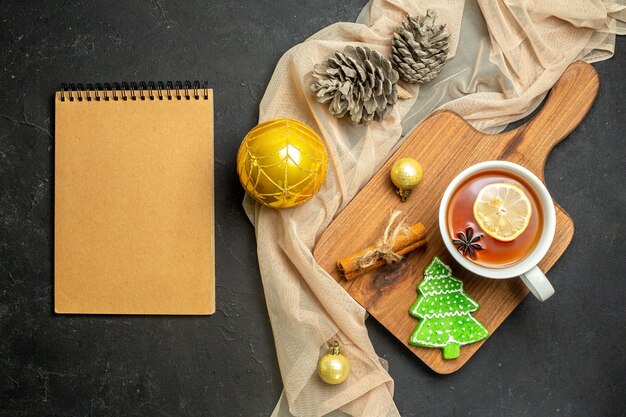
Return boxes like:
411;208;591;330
520;266;555;301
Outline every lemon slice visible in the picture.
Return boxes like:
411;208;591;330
473;182;532;242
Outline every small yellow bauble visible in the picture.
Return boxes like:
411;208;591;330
318;341;350;385
390;157;423;202
237;118;328;209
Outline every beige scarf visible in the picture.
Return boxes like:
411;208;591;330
244;1;625;415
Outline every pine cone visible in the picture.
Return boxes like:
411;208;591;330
310;45;399;125
391;10;450;84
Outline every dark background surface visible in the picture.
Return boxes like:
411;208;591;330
1;1;624;416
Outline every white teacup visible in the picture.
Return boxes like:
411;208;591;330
438;161;556;301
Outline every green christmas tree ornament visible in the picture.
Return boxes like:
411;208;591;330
408;257;489;360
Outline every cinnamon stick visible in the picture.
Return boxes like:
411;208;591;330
337;222;427;281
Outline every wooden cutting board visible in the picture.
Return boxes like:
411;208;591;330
313;61;599;374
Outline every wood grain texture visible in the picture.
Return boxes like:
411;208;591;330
313;61;599;374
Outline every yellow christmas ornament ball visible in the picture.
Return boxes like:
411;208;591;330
318;341;350;385
237;118;328;209
390;157;423;202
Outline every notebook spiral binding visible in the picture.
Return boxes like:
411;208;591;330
58;81;210;102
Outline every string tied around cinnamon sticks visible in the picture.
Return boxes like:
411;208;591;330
354;210;409;269
337;211;427;281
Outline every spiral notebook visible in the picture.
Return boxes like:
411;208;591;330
54;82;215;315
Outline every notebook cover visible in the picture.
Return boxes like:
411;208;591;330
54;89;215;314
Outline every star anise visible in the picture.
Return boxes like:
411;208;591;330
452;227;483;259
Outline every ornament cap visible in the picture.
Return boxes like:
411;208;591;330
329;341;341;355
397;189;411;202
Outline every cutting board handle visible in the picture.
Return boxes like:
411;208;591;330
507;61;599;160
